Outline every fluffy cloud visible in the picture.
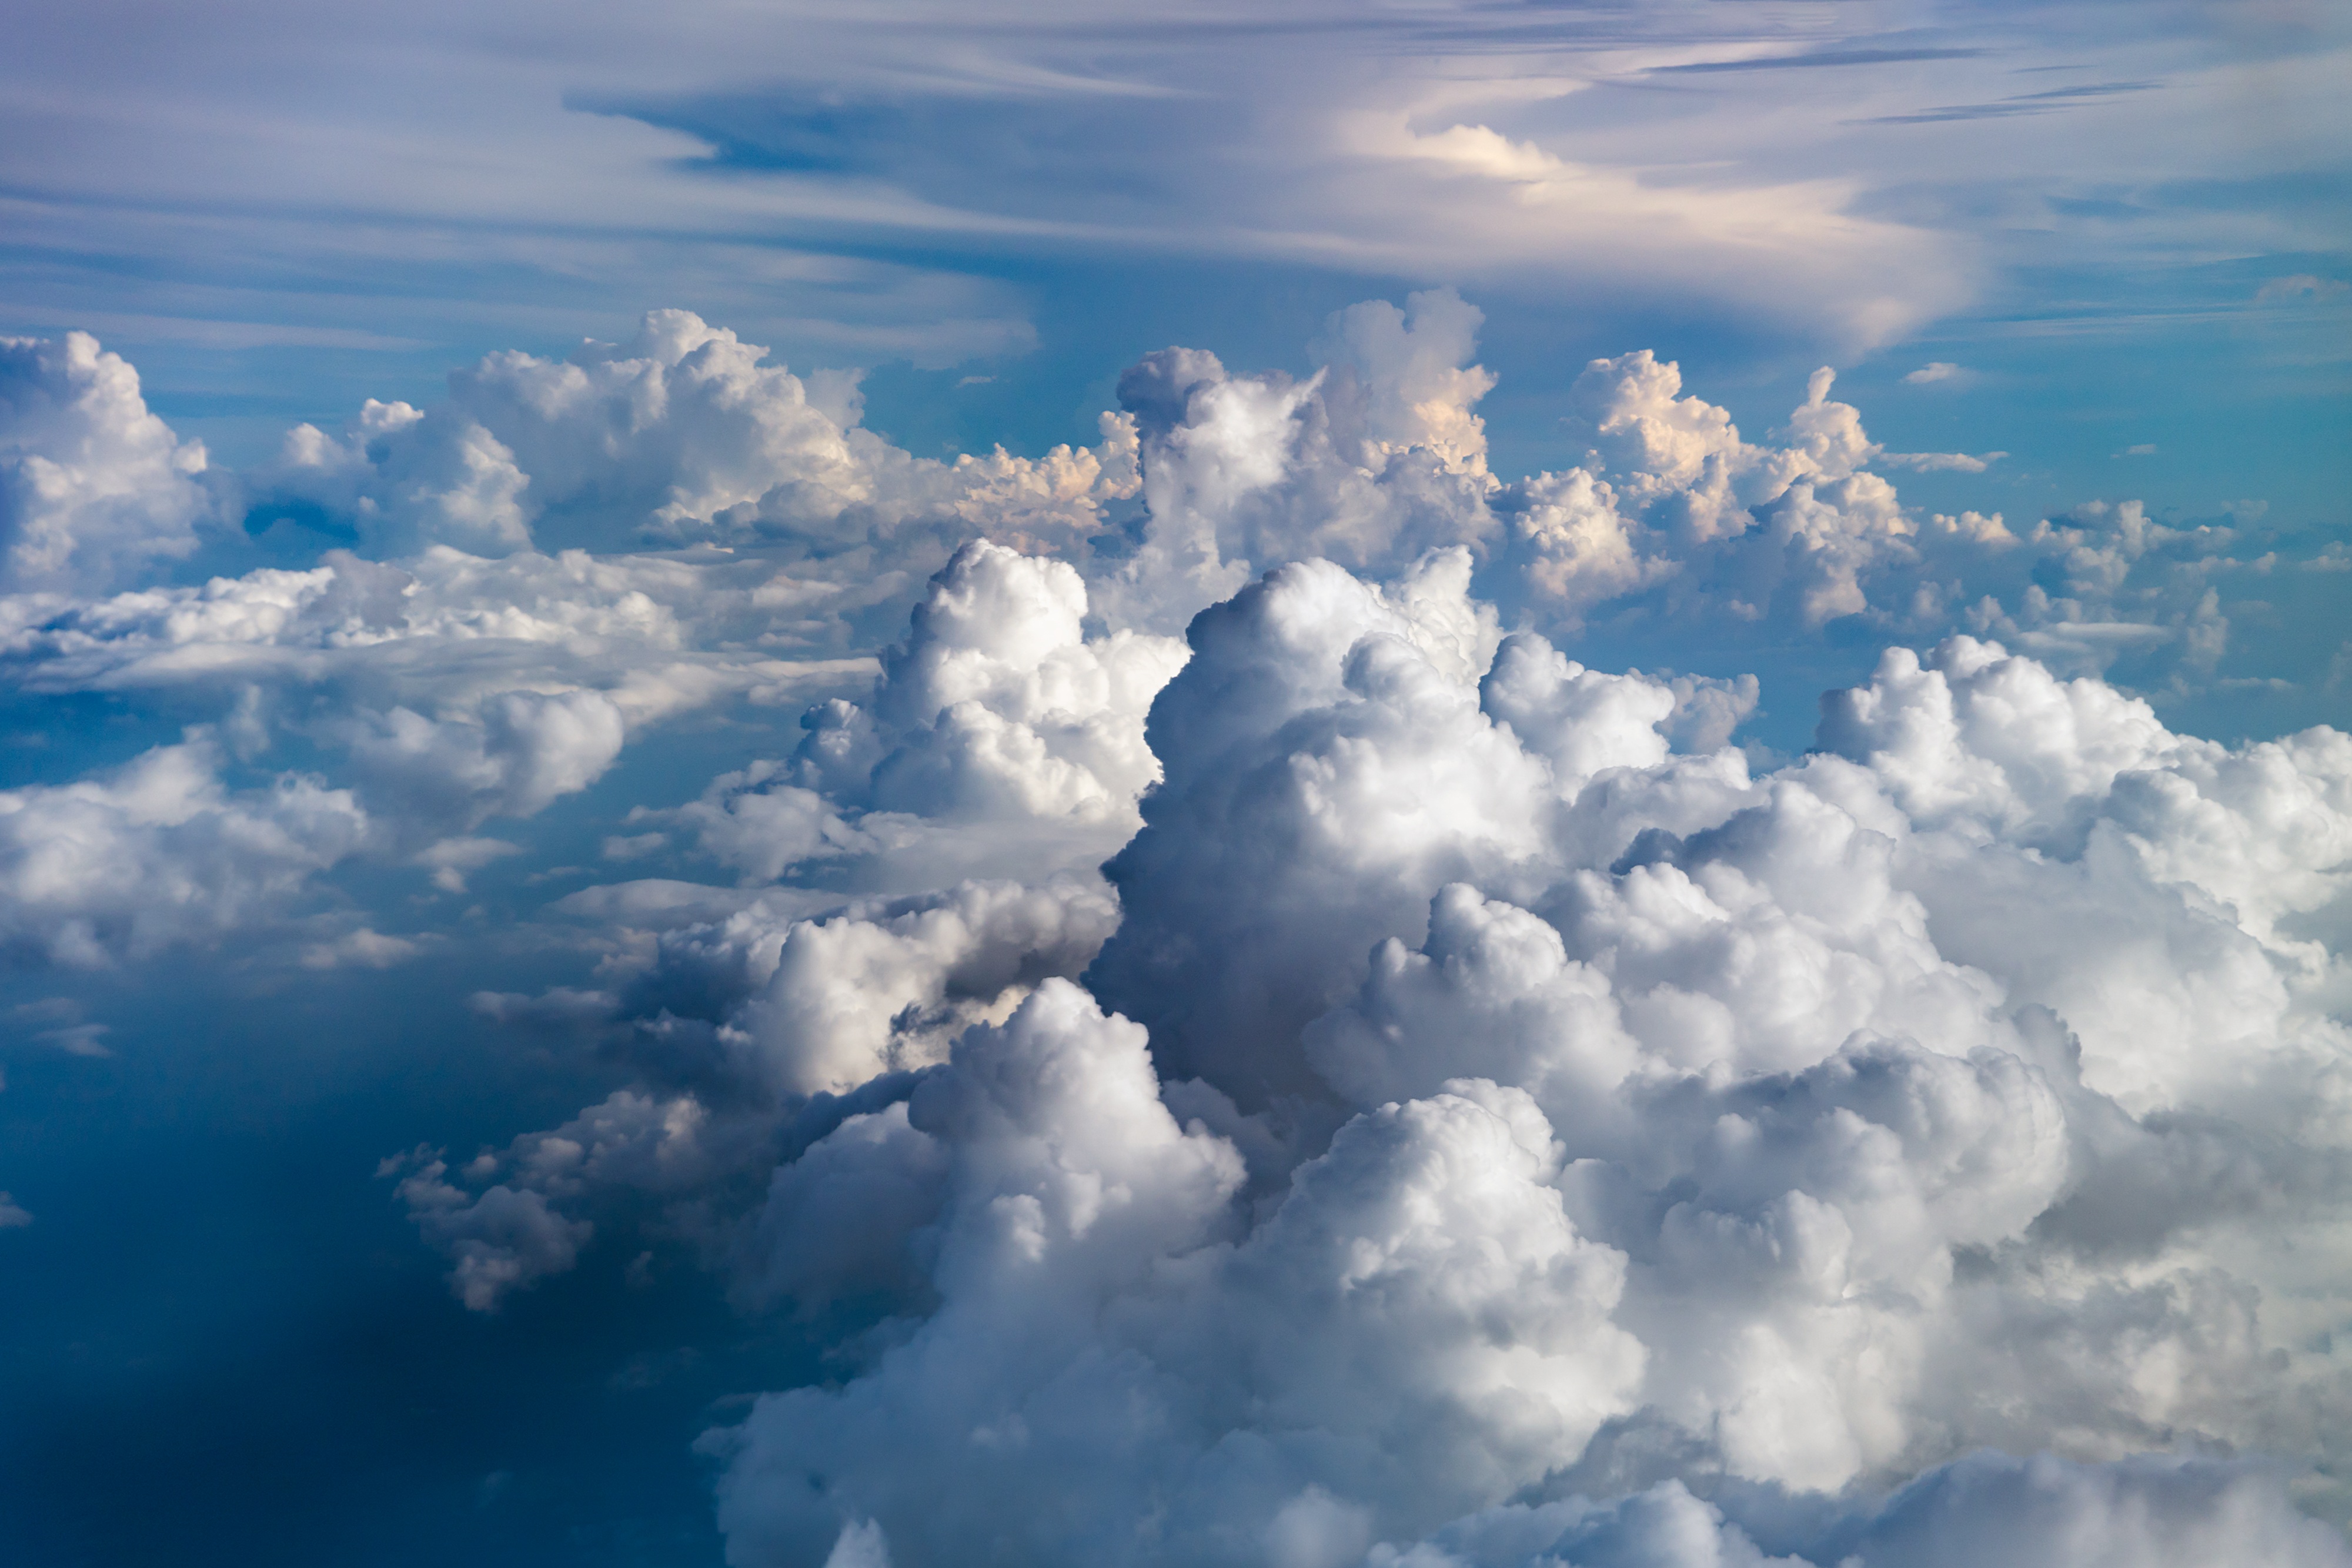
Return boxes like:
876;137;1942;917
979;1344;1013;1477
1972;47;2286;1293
391;1150;596;1313
0;306;2306;969
1081;306;2260;683
0;736;367;965
406;874;1125;1307
0;332;212;594
667;538;1188;891
711;984;1639;1568
418;534;2351;1564
341;686;626;850
2;306;2346;1563
1097;289;1505;633
249;309;1137;565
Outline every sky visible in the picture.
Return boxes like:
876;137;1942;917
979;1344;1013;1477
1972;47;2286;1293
1;2;2350;1566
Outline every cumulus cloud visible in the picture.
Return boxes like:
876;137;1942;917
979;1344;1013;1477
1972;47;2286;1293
1082;299;2108;654
420;534;2352;1564
0;332;212;594
405;874;1125;1308
1095;289;1505;633
0;736;367;965
342;687;627;847
3;305;2347;1563
391;1149;596;1313
249;309;1137;564
0;310;2289;967
662;537;1190;891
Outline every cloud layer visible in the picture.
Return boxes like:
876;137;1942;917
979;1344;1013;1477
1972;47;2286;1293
1;298;2346;1566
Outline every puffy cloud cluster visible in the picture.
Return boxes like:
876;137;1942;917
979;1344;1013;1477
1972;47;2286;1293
0;315;1162;955
665;537;1188;890
1;303;2346;1563
0;299;2306;968
0;736;366;965
393;541;1185;1293
404;875;1127;1302
250;309;1138;565
1085;293;2254;703
1495;352;1962;630
415;547;2351;1567
0;332;213;594
1098;289;1514;634
711;985;1641;1568
0;542;872;923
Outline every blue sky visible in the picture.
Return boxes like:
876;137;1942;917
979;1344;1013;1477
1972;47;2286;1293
2;4;2350;1566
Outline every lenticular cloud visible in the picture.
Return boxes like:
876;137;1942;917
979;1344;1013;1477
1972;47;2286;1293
4;295;2348;1566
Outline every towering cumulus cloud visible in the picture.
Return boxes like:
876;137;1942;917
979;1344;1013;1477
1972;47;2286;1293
695;564;2352;1567
2;295;2346;1566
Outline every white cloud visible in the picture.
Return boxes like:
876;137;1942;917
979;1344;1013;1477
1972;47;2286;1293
0;313;2278;967
1903;362;1963;384
250;310;1137;562
1879;449;2002;473
0;332;212;594
297;925;422;969
3;309;2348;1562
415;530;2352;1562
0;737;368;965
668;538;1188;890
343;687;627;846
713;553;2347;1559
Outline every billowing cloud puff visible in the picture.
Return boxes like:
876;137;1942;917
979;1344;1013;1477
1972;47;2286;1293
342;687;626;850
406;874;1125;1306
670;538;1188;890
711;983;1640;1568
415;538;2351;1566
0;332;212;594
1816;637;2352;1111
391;1151;594;1313
0;737;366;965
718;877;1124;1099
1098;289;1506;633
250;309;1138;564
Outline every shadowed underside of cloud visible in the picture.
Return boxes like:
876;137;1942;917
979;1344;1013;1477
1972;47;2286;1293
2;296;2349;1566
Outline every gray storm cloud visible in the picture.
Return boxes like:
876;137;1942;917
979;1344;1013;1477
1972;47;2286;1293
1;297;2347;1565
